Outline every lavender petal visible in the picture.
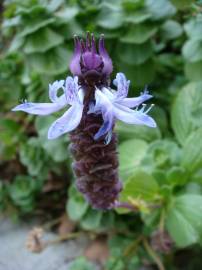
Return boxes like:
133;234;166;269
49;80;65;103
113;73;130;99
98;35;113;75
48;103;84;139
69;36;82;76
12;102;65;115
94;89;114;139
113;103;157;128
119;93;152;108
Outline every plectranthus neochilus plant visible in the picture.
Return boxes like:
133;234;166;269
12;33;156;210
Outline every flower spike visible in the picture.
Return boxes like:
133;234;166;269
12;33;156;210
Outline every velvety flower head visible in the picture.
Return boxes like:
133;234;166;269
12;32;157;210
12;77;84;139
70;32;113;79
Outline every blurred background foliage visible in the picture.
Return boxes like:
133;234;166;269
1;0;202;269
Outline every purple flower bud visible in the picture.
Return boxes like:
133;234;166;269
69;33;113;79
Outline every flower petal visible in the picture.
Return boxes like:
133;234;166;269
102;87;116;101
49;80;65;103
64;76;81;105
98;35;113;75
113;103;156;128
93;89;114;140
12;102;65;116
119;93;152;108
48;103;84;139
113;73;130;99
69;36;82;76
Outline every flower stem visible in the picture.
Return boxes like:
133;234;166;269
143;237;165;270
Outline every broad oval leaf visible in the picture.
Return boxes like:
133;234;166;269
118;59;155;86
166;195;202;247
184;15;202;40
120;170;159;201
183;39;202;63
67;186;88;221
120;23;157;44
160;20;183;40
118;139;148;181
145;0;176;20
97;3;124;29
171;83;202;145
19;18;56;37
185;61;202;81
80;209;103;230
171;0;194;9
118;41;153;65
116;121;161;143
28;46;72;75
24;27;64;54
181;128;202;173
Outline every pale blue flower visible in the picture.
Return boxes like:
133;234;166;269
12;73;156;143
89;73;156;141
12;77;84;140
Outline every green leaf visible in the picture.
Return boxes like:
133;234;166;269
118;139;148;180
28;46;72;75
160;20;183;40
118;41;153;65
16;4;46;16
166;195;202;247
171;83;202;145
55;6;79;23
8;35;25;52
142;140;181;170
97;3;124;29
23;27;64;54
120;24;157;44
122;0;144;11
124;11;151;24
171;0;194;9
116;121;161;142
2;16;21;28
67;186;88;221
166;166;188;186
8;175;39;213
35;116;68;162
120;170;159;201
186;183;202;195
190;86;202;125
184;15;202;40
185;60;202;81
80;209;103;230
118;59;155;87
145;0;176;20
19;18;56;37
47;0;64;12
68;257;95;270
183;39;202;63
181;128;202;173
19;137;49;177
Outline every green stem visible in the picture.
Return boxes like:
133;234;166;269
143;238;165;270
